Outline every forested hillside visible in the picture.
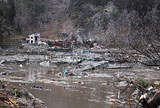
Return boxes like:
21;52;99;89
0;0;160;47
68;0;160;47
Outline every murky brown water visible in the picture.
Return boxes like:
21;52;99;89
0;61;160;108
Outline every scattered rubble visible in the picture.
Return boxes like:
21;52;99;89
15;58;29;64
51;56;82;64
23;45;48;55
0;44;160;108
0;82;47;108
48;47;73;52
40;61;50;67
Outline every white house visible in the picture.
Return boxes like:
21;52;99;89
26;33;40;44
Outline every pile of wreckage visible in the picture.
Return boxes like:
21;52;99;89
132;81;160;108
0;82;46;108
105;76;160;108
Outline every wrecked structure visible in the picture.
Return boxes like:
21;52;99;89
26;33;40;44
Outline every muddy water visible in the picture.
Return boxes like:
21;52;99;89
0;62;160;108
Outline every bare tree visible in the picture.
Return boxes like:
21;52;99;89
127;15;160;68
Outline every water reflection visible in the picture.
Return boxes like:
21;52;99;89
27;61;51;82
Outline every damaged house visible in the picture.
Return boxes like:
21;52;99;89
26;33;40;44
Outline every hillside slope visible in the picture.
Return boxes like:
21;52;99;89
0;0;160;47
